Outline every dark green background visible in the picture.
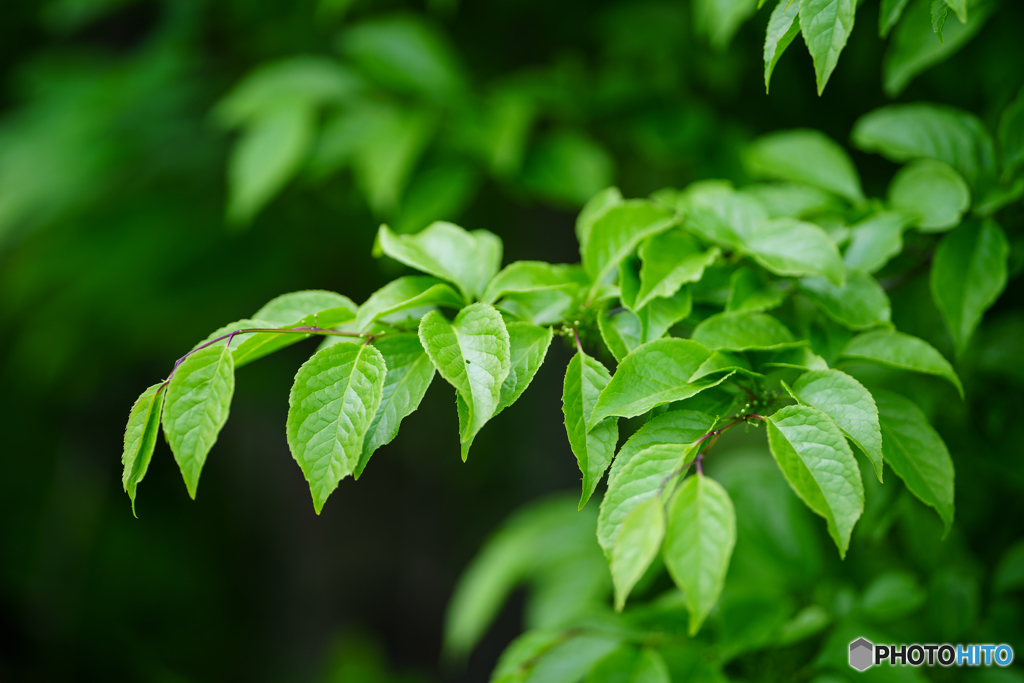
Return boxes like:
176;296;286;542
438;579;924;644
1;0;1022;680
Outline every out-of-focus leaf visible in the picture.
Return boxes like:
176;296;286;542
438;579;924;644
879;0;912;37
853;102;997;188
839;330;963;396
338;15;465;101
693;0;758;49
861;571;927;621
744;130;864;203
522;131;615;207
610;497;665;611
843;212;914;274
874;390;955;534
882;0;997;97
799;272;892;331
888;159;971;232
931;219;1009;355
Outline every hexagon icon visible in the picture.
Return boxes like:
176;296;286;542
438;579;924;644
849;638;874;671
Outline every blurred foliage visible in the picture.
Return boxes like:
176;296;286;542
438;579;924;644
0;0;1022;681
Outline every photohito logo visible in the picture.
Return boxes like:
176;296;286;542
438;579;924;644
849;638;1015;670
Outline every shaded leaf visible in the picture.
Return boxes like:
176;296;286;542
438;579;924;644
875;389;955;534
879;0;912;37
888;159;971;232
598;308;643;363
583;201;678;293
843;211;914;274
355;334;435;478
563;350;619;508
839;329;963;397
931;219;1009;356
799;272;892;331
611;497;665;611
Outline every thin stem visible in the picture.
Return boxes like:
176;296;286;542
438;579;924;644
165;325;384;384
573;326;583;355
658;412;765;492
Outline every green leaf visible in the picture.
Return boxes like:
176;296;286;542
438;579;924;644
227;103;315;225
839;330;963;397
682;183;765;250
943;0;967;22
522;131;616;207
637;287;693;343
879;0;912;37
635;229;720;310
213;57;361;127
498;287;579;326
287;341;386;513
764;0;802;93
483;261;586;303
766;404;864;557
727;267;789;313
630;649;670;683
338;16;465;102
693;0;759;49
354;276;465;331
843;211;914;274
122;383;166;515
888;159;971;232
611;497;666;611
583;201;678;292
355;334;435;478
598;308;643;363
931;219;1009;356
493;322;554;418
853;103;997;188
874;390;955;534
999;86;1024;182
590;339;726;425
882;0;997;97
491;631;565;683
791;369;884;482
253;290;357;325
527;635;621;683
994;540;1024;593
762;346;829;371
861;571;927;621
376;222;502;301
577;186;624;248
692;311;797;350
931;0;949;43
419;304;511;459
691;350;762;382
799;0;857;96
663;474;737;635
598;410;717;554
799;272;892;330
741;183;839;219
162;344;236;499
746;129;863;202
742;217;846;286
563;350;619;509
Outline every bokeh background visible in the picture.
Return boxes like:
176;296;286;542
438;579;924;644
1;0;1022;681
